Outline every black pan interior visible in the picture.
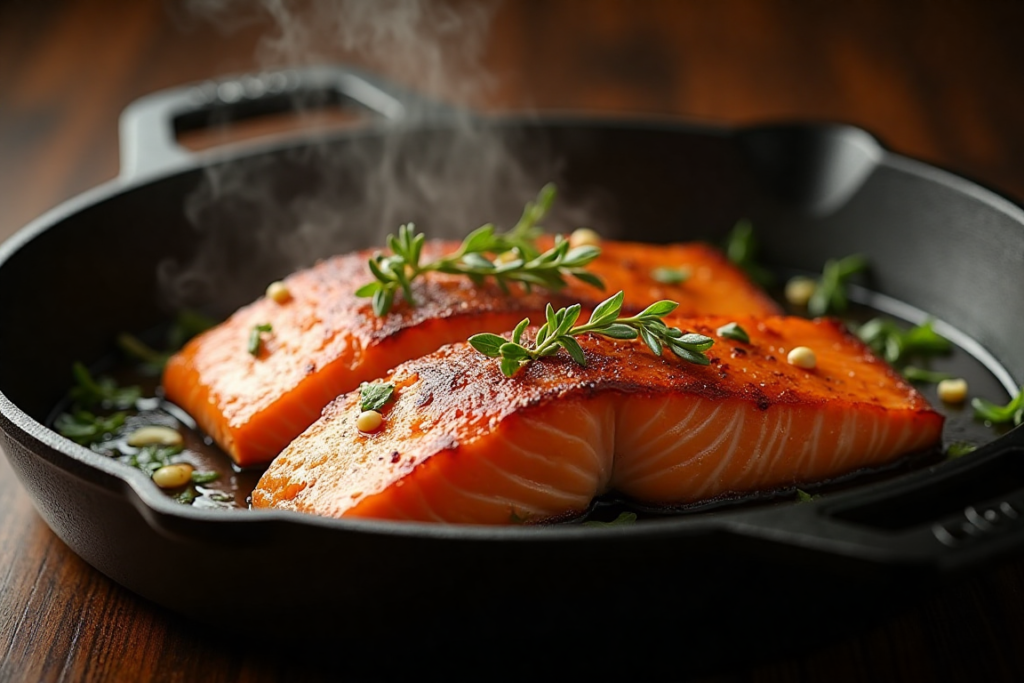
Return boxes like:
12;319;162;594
1;119;1023;667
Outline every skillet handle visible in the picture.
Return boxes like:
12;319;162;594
725;430;1024;577
117;64;457;180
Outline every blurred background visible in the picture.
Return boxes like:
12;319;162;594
2;0;1024;681
2;0;1023;240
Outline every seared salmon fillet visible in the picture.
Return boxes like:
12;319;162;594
250;316;943;523
163;240;779;467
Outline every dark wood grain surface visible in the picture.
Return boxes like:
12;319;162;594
3;1;1024;681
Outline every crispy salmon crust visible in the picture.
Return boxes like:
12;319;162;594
163;239;779;466
250;316;944;523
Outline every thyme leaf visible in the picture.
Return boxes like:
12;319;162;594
248;323;272;356
651;266;690;285
360;382;396;412
716;322;750;344
469;290;715;377
358;184;604;315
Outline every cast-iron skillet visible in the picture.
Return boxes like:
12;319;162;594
2;65;1023;674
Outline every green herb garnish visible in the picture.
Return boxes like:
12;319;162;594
856;318;951;367
902;366;954;384
118;309;219;372
357;184;604;316
126;444;184;475
795;489;819;502
716;322;750;344
807;254;868;316
724;219;774;287
175;487;198;505
469;291;714;378
509;508;532;524
582;511;638;527
68;362;140;410
166;309;218;351
972;386;1024;427
248;323;272;356
360;382;396;412
191;471;220;485
945;442;977;459
54;410;127;446
651;267;690;285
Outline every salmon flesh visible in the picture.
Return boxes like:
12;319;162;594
163;240;779;466
250;316;943;523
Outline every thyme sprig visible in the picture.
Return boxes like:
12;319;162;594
469;291;715;377
808;254;868;316
356;184;604;316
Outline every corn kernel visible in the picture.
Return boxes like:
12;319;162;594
152;463;194;489
356;410;384;433
569;228;601;248
266;281;291;303
785;277;817;307
127;425;183;448
787;346;817;369
937;378;968;404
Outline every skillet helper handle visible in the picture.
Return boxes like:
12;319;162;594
727;432;1024;575
117;64;456;180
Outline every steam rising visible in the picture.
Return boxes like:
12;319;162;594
160;0;569;313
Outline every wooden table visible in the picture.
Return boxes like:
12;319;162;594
2;1;1024;680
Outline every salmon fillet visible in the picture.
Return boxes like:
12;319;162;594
250;316;943;523
163;239;779;467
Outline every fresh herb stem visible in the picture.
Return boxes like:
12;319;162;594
902;366;954;384
856;317;951;369
357;184;604;316
972;386;1024;426
724;219;774;287
807;254;868;316
469;291;714;377
68;362;140;410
